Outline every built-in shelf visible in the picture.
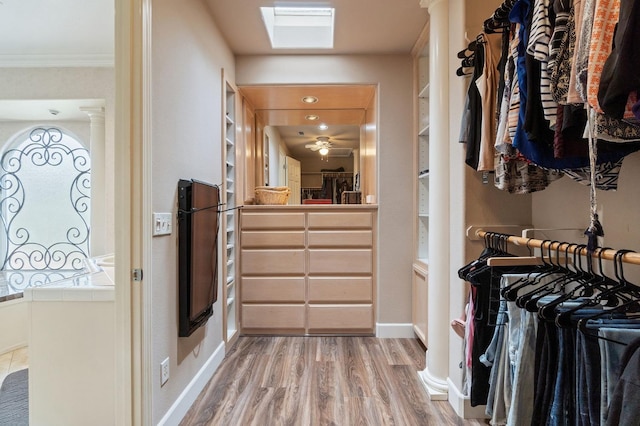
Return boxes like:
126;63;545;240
419;213;429;218
419;124;430;136
222;76;238;344
419;171;429;179
418;83;430;99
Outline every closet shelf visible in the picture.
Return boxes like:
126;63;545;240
418;213;429;218
419;125;430;136
418;171;430;179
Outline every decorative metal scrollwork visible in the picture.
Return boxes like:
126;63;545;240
0;127;91;270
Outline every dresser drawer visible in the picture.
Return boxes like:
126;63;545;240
308;277;372;303
308;212;373;229
308;249;372;275
242;277;305;303
308;230;372;248
241;231;305;248
241;212;305;230
242;304;305;331
307;304;374;333
241;249;305;275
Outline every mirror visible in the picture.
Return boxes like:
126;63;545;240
240;84;375;205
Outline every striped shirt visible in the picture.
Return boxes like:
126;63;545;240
527;0;557;127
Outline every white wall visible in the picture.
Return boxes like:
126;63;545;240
151;0;234;422
532;152;640;280
236;54;414;324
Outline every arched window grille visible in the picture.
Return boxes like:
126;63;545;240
0;127;91;271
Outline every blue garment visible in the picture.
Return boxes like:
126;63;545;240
509;0;640;170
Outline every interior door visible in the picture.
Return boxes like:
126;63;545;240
286;156;301;204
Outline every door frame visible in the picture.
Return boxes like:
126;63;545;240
114;0;153;424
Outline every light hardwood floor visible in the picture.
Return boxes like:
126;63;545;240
181;337;487;426
0;346;28;385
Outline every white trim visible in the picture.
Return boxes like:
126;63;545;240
0;54;115;68
140;0;154;424
418;365;449;400
114;0;135;424
375;322;415;338
157;342;227;426
446;377;489;419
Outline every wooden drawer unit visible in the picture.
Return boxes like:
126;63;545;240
239;207;376;335
307;304;374;333
308;277;372;303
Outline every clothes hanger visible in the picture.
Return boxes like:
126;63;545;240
486;231;545;267
537;243;602;320
502;239;558;301
555;249;640;328
517;242;580;311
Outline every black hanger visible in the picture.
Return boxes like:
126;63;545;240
517;242;577;311
537;243;602;320
556;249;640;332
502;239;556;301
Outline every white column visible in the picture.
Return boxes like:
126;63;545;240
80;106;106;256
418;0;450;400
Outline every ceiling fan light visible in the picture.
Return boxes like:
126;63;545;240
319;147;329;156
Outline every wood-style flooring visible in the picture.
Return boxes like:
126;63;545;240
181;337;486;426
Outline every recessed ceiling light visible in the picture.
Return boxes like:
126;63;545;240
260;7;335;49
302;96;318;104
305;115;319;121
318;123;328;130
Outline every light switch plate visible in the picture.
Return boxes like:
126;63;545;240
153;213;172;236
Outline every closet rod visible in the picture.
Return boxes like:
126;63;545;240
475;229;640;266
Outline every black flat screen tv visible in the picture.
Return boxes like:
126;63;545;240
177;179;220;337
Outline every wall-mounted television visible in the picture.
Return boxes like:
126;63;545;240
177;179;220;337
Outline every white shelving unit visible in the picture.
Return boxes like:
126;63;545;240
412;36;429;347
222;76;238;343
417;49;429;263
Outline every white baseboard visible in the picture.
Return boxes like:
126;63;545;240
158;341;226;426
375;323;415;338
447;377;489;419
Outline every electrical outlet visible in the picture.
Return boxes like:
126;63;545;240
153;213;172;236
160;357;170;386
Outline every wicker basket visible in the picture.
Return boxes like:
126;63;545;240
254;186;291;205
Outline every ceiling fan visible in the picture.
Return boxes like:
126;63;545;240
305;136;332;154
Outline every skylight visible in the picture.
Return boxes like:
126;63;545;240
260;7;335;49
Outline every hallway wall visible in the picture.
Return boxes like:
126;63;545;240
151;0;234;422
236;54;415;326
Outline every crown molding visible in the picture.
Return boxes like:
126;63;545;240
0;54;114;68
